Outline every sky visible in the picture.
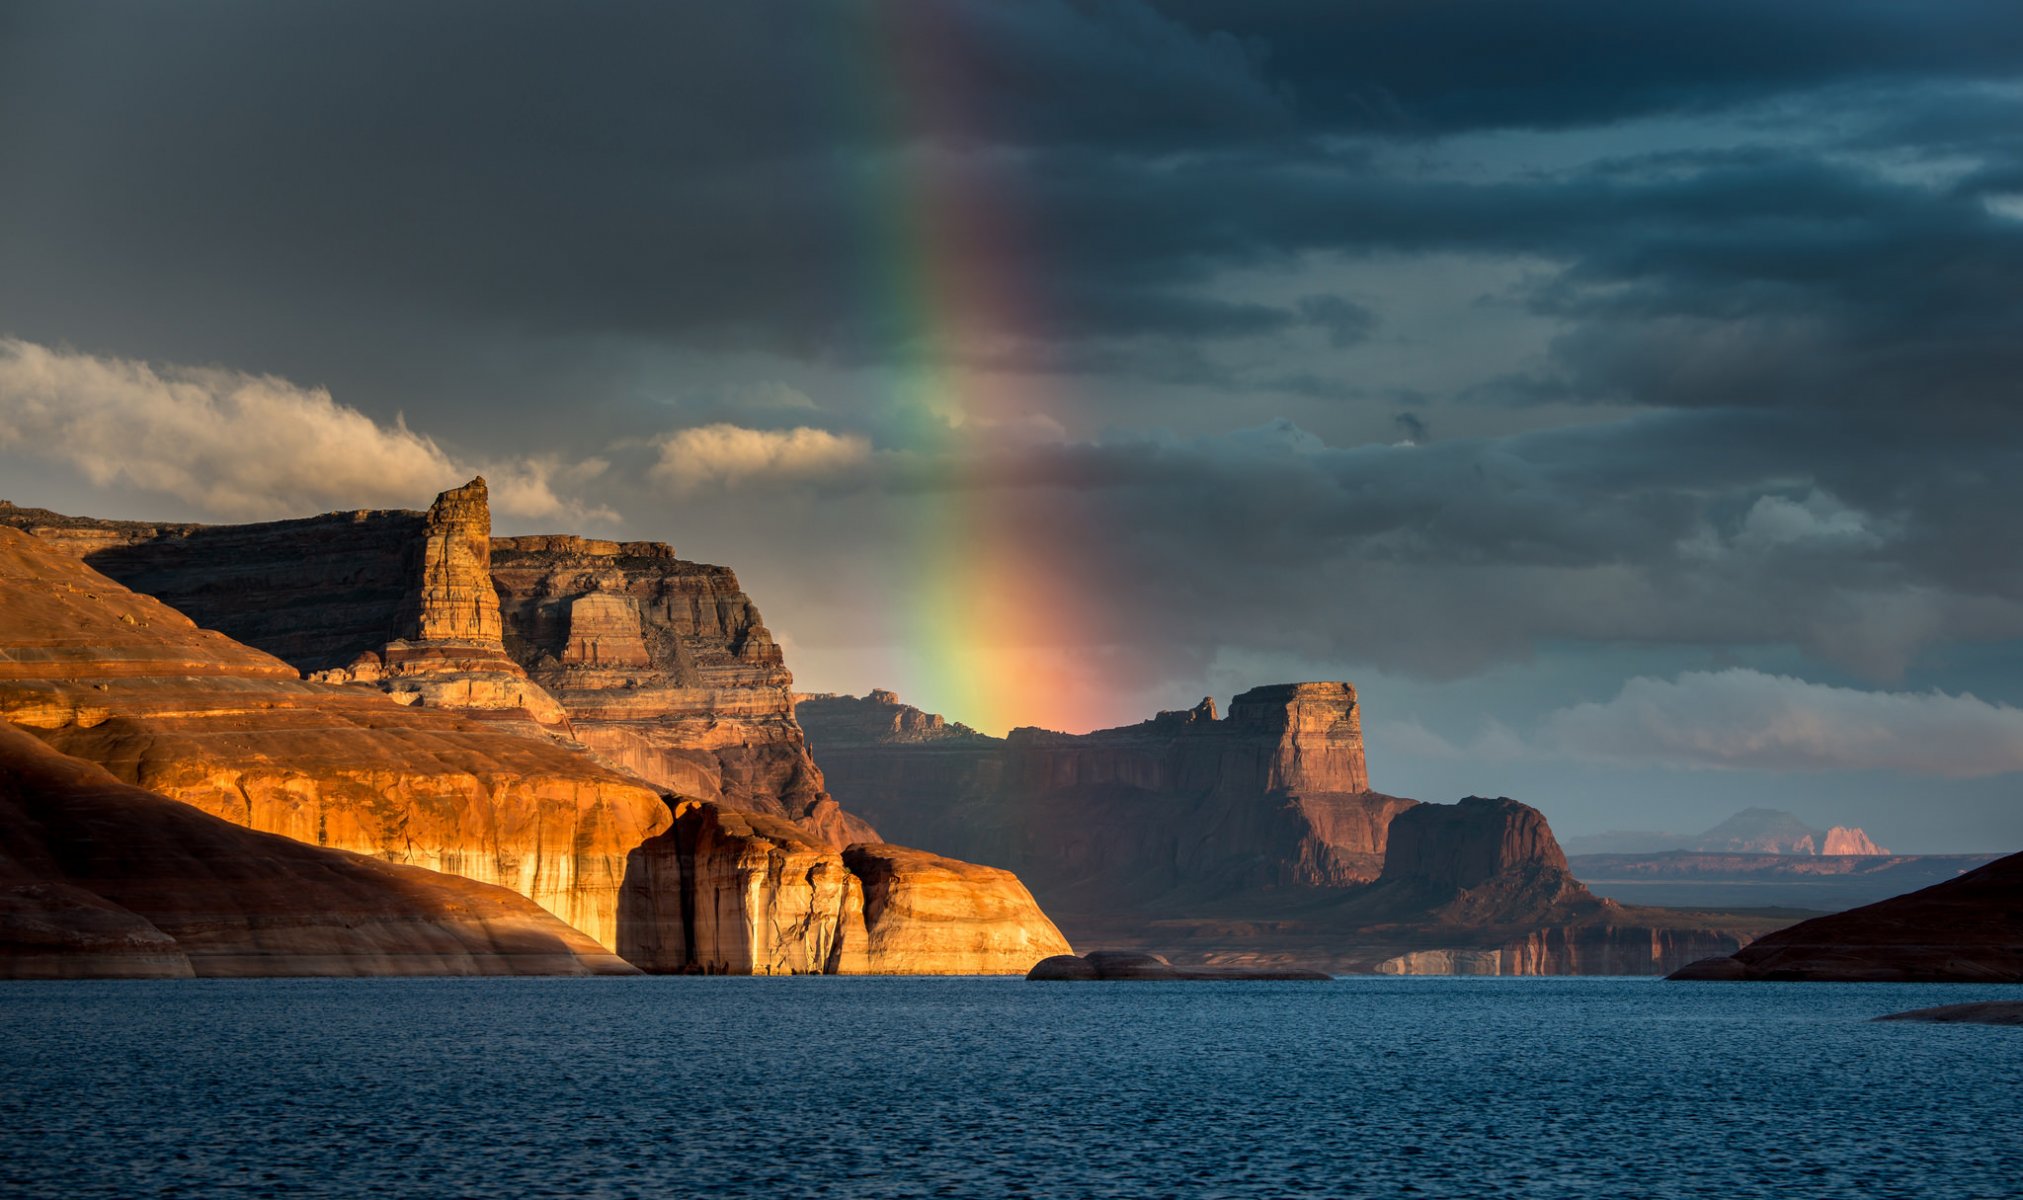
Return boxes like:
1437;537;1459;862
3;2;2022;850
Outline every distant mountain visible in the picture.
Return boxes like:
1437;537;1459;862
1563;807;1887;856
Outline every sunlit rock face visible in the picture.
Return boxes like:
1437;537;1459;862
1;485;866;846
618;802;1069;975
0;723;638;978
0;525;671;951
489;535;873;847
1670;849;2023;982
1820;826;1887;855
1;493;1075;973
797;684;1414;906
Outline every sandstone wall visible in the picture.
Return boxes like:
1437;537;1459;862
0;723;638;978
0;526;671;951
616;802;1068;974
489;535;871;844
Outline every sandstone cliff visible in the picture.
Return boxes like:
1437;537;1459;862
616;801;1069;974
2;481;566;724
2;501;1074;976
2;492;868;848
0;724;636;978
0;525;672;950
489;535;872;846
1669;849;2023;982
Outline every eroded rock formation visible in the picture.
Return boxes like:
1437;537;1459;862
489;534;870;846
2;484;862;845
0;525;672;950
1670;849;2023;982
0;724;637;978
798;691;1770;976
798;684;1414;902
1;501;1075;976
618;802;1069;974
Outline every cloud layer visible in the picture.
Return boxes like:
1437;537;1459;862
1542;669;2023;778
0;339;609;523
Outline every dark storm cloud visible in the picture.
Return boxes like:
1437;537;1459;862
6;0;2020;376
1163;0;2023;134
6;0;2023;697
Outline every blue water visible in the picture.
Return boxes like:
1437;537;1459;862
4;977;2020;1199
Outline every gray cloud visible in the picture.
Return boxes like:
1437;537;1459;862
1541;669;2023;778
5;0;2023;782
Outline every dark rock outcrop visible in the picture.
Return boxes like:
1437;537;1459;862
0;724;637;978
1669;850;2023;982
1027;950;1330;981
1569;850;2001;910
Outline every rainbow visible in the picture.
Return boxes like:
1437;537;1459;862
833;7;1111;737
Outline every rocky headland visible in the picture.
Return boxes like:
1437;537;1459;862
0;487;1070;975
798;690;1775;974
1669;849;2023;982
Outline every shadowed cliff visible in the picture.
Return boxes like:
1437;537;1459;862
799;691;1777;975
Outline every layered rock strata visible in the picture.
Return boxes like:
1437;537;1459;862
798;689;1769;977
617;801;1070;974
489;534;870;846
798;685;1413;902
0;525;672;950
2;481;565;723
3;486;859;844
0;724;637;978
1669;850;2023;982
3;505;1075;976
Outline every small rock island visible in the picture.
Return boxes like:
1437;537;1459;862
1028;950;1332;981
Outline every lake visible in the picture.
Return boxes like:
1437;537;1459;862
4;977;2020;1198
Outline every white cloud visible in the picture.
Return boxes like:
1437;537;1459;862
650;423;870;494
0;338;612;522
1542;668;2023;778
480;455;618;525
